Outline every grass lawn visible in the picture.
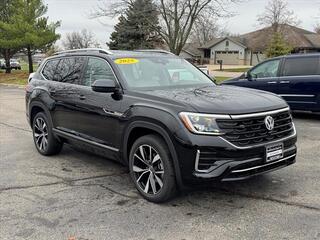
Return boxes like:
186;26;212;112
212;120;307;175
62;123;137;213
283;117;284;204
214;76;231;84
0;62;38;86
0;70;29;85
219;67;250;72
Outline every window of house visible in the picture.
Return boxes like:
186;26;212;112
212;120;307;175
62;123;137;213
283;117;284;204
226;40;229;47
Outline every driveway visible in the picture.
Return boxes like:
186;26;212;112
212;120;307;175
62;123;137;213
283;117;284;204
0;86;319;240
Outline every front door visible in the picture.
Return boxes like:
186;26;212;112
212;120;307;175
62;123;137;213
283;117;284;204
74;57;123;152
234;58;282;93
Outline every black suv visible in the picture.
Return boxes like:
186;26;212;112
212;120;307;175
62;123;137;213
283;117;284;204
26;49;297;202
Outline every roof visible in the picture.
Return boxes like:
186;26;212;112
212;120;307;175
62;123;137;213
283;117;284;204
200;24;320;51
200;37;247;49
52;48;179;59
181;43;203;57
240;24;319;51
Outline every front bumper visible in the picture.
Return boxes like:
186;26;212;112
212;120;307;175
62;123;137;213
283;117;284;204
174;127;297;184
194;143;296;181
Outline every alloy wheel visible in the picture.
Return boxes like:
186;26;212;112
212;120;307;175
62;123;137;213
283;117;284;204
34;117;48;152
132;144;164;195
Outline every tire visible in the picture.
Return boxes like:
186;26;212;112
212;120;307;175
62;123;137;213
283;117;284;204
32;112;63;155
129;134;176;202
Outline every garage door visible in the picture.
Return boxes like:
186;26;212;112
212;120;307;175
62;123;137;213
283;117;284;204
215;51;239;65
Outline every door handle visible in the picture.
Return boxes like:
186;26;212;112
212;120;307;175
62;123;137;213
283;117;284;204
280;81;290;84
79;95;86;100
267;81;277;84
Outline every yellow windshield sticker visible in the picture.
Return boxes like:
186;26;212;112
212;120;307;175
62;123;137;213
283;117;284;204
115;58;139;64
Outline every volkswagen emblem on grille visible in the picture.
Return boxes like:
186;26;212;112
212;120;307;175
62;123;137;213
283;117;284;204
264;116;274;131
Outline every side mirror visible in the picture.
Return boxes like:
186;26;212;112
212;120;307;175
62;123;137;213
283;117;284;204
91;79;117;93
244;72;253;81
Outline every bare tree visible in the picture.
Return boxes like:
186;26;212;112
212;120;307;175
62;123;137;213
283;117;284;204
91;0;237;54
315;23;320;34
62;29;100;50
257;0;300;33
189;13;221;45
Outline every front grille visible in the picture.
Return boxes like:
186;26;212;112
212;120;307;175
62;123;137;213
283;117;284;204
217;110;294;147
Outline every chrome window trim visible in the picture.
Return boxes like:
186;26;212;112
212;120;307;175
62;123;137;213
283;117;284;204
229;107;290;119
279;75;320;78
40;56;122;89
231;153;296;173
279;94;315;98
53;128;119;152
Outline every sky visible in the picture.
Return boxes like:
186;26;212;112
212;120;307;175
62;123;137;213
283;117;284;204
44;0;320;48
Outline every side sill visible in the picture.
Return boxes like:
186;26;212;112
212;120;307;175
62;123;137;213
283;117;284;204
52;128;119;152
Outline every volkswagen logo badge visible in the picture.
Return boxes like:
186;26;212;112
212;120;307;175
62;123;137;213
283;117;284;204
264;116;274;131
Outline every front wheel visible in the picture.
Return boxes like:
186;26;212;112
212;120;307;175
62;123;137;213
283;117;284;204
129;134;176;202
32;112;63;155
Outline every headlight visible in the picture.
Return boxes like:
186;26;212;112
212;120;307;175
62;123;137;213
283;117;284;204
179;112;229;135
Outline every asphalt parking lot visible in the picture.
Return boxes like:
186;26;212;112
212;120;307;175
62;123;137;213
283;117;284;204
0;85;319;240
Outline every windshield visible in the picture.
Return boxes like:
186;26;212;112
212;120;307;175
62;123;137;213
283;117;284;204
114;57;214;90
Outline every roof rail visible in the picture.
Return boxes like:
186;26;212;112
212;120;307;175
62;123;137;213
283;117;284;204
134;49;175;55
53;48;113;56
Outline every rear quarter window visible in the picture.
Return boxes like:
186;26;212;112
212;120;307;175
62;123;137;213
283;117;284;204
282;56;320;76
42;59;60;81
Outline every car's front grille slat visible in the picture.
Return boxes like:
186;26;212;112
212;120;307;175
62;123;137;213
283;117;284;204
217;110;294;147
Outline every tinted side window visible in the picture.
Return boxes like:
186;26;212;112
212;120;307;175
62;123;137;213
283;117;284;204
250;59;280;79
42;59;60;81
282;57;320;76
83;58;116;86
55;57;86;84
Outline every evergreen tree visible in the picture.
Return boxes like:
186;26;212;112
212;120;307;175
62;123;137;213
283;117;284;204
265;32;292;58
0;0;24;73
108;0;161;50
16;0;60;73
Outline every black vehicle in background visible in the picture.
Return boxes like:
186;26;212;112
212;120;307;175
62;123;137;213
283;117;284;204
223;54;320;112
26;49;297;202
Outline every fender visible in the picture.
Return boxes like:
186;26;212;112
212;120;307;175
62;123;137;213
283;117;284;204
123;120;184;189
29;100;54;128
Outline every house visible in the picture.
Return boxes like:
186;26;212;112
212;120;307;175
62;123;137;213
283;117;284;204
179;43;202;62
198;24;320;66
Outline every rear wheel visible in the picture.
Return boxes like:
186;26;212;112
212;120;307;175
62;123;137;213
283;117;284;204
32;112;63;155
129;134;176;202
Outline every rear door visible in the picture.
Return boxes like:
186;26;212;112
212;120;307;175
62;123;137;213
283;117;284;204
231;58;282;93
46;56;87;133
278;56;320;111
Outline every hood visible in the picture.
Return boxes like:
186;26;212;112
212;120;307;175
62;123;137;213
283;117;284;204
145;85;287;114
